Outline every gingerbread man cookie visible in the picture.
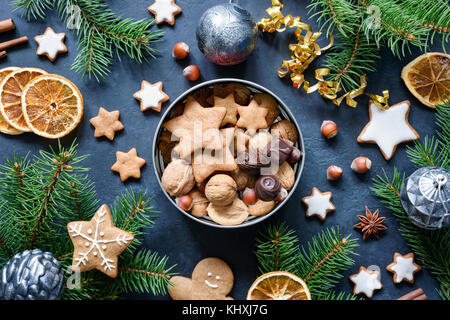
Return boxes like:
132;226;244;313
301;187;335;221
148;0;182;26
386;252;421;284
168;257;234;300
34;27;67;62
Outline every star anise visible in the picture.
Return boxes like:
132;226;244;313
354;207;387;240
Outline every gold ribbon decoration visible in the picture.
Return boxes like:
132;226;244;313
257;0;390;110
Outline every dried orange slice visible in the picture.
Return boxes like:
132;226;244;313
0;67;22;135
0;67;47;132
22;74;84;139
401;52;449;108
246;271;311;300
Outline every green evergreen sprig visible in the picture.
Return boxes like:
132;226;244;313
0;141;176;299
12;0;164;81
255;223;359;300
371;101;450;300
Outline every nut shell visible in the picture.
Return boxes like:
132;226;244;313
161;159;195;196
321;120;338;139
207;198;249;226
205;174;237;206
230;167;250;191
271;120;298;144
275;162;295;190
188;189;209;218
248;200;276;216
351;156;372;173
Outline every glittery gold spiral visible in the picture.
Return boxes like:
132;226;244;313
257;0;390;110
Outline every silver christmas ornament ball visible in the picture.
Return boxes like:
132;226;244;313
0;249;64;300
196;3;258;66
400;167;450;230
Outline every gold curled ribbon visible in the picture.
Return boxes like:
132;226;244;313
258;0;390;110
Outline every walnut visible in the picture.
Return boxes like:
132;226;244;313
207;198;249;226
275;162;295;190
205;174;237;206
271;120;298;144
188;189;209;218
161;159;195;196
248;200;276;216
233;83;251;105
230;167;249;191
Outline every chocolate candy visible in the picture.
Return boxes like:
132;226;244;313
287;147;302;164
255;175;281;201
265;136;293;165
237;150;269;175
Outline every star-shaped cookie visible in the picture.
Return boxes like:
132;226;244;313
349;266;383;298
237;99;268;135
111;148;146;182
192;127;238;183
386;252;421;284
301;187;335;221
163;96;226;159
133;80;169;112
67;204;134;278
214;93;239;126
357;100;419;160
34;27;67;62
89;107;124;141
148;0;182;26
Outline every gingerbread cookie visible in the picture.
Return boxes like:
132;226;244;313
213;93;239;126
386;252;421;284
271;119;298;144
207;83;251;106
148;0;182;26
89;107;124;141
248;199;276;216
169;257;234;300
252;93;280;126
67;204;134;278
34;27;67;62
357;100;420;160
349;266;383;298
111;148;146;182
133;80;169;112
236;99;269;135
207;197;249;226
301;187;335;221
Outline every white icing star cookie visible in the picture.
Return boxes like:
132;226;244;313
350;266;383;298
386;252;421;284
148;0;182;26
34;27;67;62
133;80;169;112
301;187;335;221
357;100;419;160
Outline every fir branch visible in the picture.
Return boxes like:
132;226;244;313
12;0;54;20
316;290;359;300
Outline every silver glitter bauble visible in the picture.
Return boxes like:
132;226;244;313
196;3;258;66
400;167;450;230
0;249;64;300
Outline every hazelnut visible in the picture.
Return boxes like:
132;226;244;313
183;65;200;81
321;120;338;139
274;188;288;202
188;189;208;218
271;120;298;144
351;156;372;173
161;159;195;196
242;188;257;206
230;167;249;191
327;165;343;180
205;174;237;206
176;195;193;211
248;200;276;216
172;42;190;59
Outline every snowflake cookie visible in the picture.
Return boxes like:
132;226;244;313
386;252;421;284
34;27;67;62
357;100;420;160
148;0;182;26
67;204;134;278
133;80;169;112
349;266;383;298
301;187;335;221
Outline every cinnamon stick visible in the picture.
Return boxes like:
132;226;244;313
0;51;6;59
413;294;428;300
0;36;28;52
397;288;426;300
0;19;15;33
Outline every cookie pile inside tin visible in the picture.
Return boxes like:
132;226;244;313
158;82;302;226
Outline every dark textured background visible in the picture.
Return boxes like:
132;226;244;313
0;0;444;300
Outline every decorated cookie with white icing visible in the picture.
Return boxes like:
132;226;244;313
168;257;234;300
357;100;420;160
349;266;383;298
386;252;421;284
301;187;335;221
148;0;182;26
34;27;68;62
133;80;169;112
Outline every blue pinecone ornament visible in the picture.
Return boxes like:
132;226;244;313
0;249;64;300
